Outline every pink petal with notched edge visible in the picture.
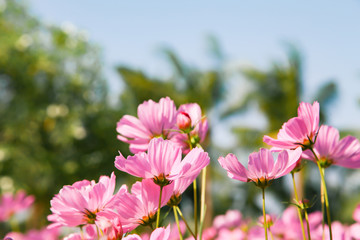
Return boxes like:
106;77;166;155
114;152;153;179
117;115;151;139
149;225;171;240
263;118;307;149
302;125;360;168
170;147;209;180
172;175;197;196
272;148;302;178
218;154;248;182
248;148;274;179
297;101;319;135
264;101;319;150
147;138;182;177
332;136;360;168
138;97;177;135
117;115;151;150
316;125;339;158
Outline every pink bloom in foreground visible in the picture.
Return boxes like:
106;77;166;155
171;103;208;153
302;125;360;168
116;97;177;153
64;211;123;240
264;101;320;150
115;138;209;186
115;179;174;232
218;148;302;187
0;190;34;222
48;172;125;228
123;225;171;240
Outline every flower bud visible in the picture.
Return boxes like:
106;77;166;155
177;112;192;132
258;214;273;227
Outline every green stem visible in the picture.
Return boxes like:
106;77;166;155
291;172;307;240
269;227;275;240
79;226;84;240
96;224;100;239
176;206;196;239
199;166;207;240
173;206;184;240
262;188;268;240
9;218;20;233
304;208;312;240
310;148;333;240
193;179;198;237
156;185;164;228
316;163;333;240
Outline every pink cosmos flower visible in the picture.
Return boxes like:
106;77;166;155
0;190;34;222
218;148;302;187
167;173;201;207
116;97;177;153
302;125;360;168
171;103;208;153
115;137;210;186
123;225;171;240
63;211;122;240
349;223;360;240
268;207;304;239
5;228;59;240
213;210;243;230
312;221;351;240
263;101;320;150
216;228;246;240
349;204;360;240
115;179;174;232
353;204;360;223
48;172;125;228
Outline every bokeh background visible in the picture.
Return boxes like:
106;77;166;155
1;0;360;236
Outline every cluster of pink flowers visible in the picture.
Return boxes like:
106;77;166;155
0;190;34;222
199;204;360;240
4;97;360;240
116;97;208;154
7;97;209;240
218;101;360;240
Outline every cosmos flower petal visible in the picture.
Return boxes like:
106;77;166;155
218;154;248;182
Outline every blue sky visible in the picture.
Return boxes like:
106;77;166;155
29;0;360;131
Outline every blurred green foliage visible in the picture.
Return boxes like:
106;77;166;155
0;0;127;230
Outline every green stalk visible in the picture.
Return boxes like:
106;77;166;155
9;218;20;232
176;206;196;239
269;227;275;240
316;162;333;240
309;148;333;240
187;132;198;237
173;206;184;240
262;188;268;240
199;166;207;240
291;172;307;240
193;179;198;236
304;208;312;240
80;226;84;240
156;185;164;228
